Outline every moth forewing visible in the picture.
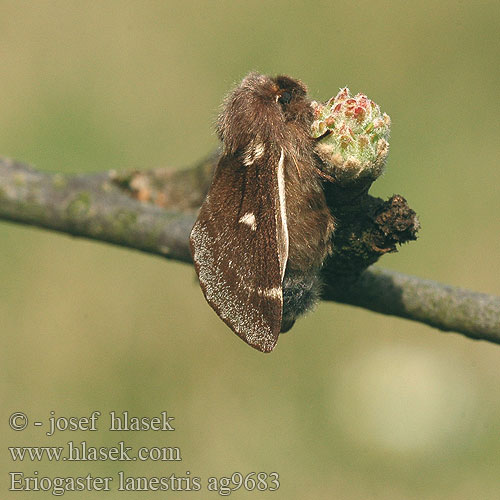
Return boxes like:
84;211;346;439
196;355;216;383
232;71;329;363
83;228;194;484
190;150;288;352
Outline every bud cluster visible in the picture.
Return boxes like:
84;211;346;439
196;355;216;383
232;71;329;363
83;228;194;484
311;88;391;183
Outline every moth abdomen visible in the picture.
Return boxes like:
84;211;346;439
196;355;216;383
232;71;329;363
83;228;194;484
281;268;323;333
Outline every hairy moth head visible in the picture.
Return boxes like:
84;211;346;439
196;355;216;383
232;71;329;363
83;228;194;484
217;73;313;158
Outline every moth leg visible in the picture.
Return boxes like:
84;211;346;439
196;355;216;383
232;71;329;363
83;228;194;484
314;129;333;142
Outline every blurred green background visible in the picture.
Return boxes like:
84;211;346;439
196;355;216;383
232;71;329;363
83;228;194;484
1;1;499;498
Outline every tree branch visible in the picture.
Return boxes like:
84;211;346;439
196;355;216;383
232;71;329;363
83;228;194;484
324;267;500;344
0;157;194;262
1;156;499;345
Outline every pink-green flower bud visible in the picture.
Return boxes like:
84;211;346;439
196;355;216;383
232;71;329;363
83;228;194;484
311;88;391;184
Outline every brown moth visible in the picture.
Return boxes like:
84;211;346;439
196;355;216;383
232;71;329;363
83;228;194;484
190;73;335;352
